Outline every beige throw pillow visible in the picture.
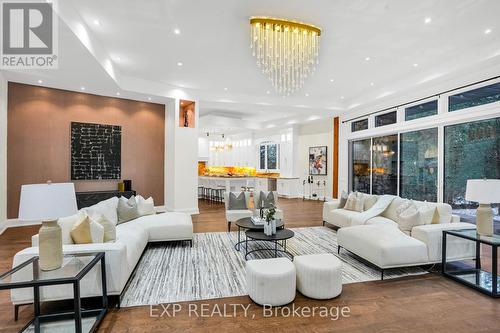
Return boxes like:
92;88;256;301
396;200;423;234
344;192;364;212
70;217;92;244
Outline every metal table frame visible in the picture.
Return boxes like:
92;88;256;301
0;252;108;333
244;229;294;260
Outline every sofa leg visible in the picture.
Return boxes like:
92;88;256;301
337;245;341;254
322;220;325;226
381;269;384;280
227;221;231;232
14;304;19;321
189;239;193;247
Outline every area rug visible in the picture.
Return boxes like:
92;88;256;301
120;227;427;307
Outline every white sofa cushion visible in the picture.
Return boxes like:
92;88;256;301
327;209;360;227
338;225;429;268
365;216;398;227
411;222;476;262
123;212;193;242
83;197;119;225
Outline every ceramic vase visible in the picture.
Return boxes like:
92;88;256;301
38;220;63;271
271;220;276;235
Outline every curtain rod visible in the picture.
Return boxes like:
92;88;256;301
342;74;500;124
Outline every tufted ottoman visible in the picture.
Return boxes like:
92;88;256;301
246;257;296;306
294;253;342;299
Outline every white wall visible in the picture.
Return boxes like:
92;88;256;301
165;99;199;214
0;74;7;232
297;120;333;199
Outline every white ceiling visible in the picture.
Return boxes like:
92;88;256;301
3;0;500;130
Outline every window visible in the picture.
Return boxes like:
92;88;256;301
375;111;397;127
350;139;371;193
371;135;398;195
444;117;500;222
405;100;438;121
351;119;368;132
449;82;500;112
400;128;438;201
258;142;279;171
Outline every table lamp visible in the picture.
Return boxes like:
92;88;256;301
18;182;78;270
465;179;500;236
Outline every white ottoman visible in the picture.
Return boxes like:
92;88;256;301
294;253;342;299
246;258;296;306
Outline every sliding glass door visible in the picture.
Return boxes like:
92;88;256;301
350;139;371;193
400;128;438;201
372;135;398;195
444;117;500;221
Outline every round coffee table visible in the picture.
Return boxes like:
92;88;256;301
244;229;294;260
234;218;284;251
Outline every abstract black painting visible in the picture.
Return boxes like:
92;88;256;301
71;122;121;180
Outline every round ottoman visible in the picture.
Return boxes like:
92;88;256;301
246;257;296;306
294;253;342;299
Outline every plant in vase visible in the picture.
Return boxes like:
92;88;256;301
265;204;277;235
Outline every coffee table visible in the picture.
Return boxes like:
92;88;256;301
234;217;284;251
245;229;295;260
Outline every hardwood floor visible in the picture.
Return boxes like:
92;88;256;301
0;199;498;333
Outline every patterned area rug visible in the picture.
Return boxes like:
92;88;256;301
120;227;427;307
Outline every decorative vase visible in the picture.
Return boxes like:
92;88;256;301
38;220;63;271
271;220;276;235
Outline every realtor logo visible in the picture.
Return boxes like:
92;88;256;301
1;0;58;68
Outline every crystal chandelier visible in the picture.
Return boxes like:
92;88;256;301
250;17;321;96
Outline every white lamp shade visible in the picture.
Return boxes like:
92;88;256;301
18;183;78;221
465;179;500;204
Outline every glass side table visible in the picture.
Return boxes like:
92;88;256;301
442;229;499;297
0;252;107;333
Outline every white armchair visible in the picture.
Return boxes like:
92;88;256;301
225;191;253;232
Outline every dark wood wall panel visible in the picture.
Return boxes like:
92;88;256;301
7;82;165;218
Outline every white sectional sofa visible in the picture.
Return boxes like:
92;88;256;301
323;194;476;279
11;212;193;307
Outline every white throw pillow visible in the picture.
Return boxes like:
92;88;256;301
344;192;365;212
136;195;155;216
418;204;436;225
91;213;116;242
57;210;87;245
83;197;119;225
89;219;105;243
397;200;423;234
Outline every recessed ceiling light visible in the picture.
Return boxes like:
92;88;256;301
287;120;297;125
370;82;374;86
148;97;152;101
329;78;334;82
307;115;320;121
365;56;370;61
177;62;183;66
174;28;181;35
484;28;492;34
224;87;228;91
37;79;42;84
116;92;120;96
80;86;85;91
93;19;101;26
413;63;419;67
267;124;276;128
340;96;345;100
114;56;121;61
305;93;310;97
424;17;431;24
266;90;270;94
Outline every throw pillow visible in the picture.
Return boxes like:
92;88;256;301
418;205;436;225
70;216;92;244
136;195;155;216
83;197;119;225
117;196;140;224
58;210;87;245
228;192;247;210
363;194;379;211
344;192;364;212
92;213;116;242
259;191;275;209
338;191;348;209
397;200;423;234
